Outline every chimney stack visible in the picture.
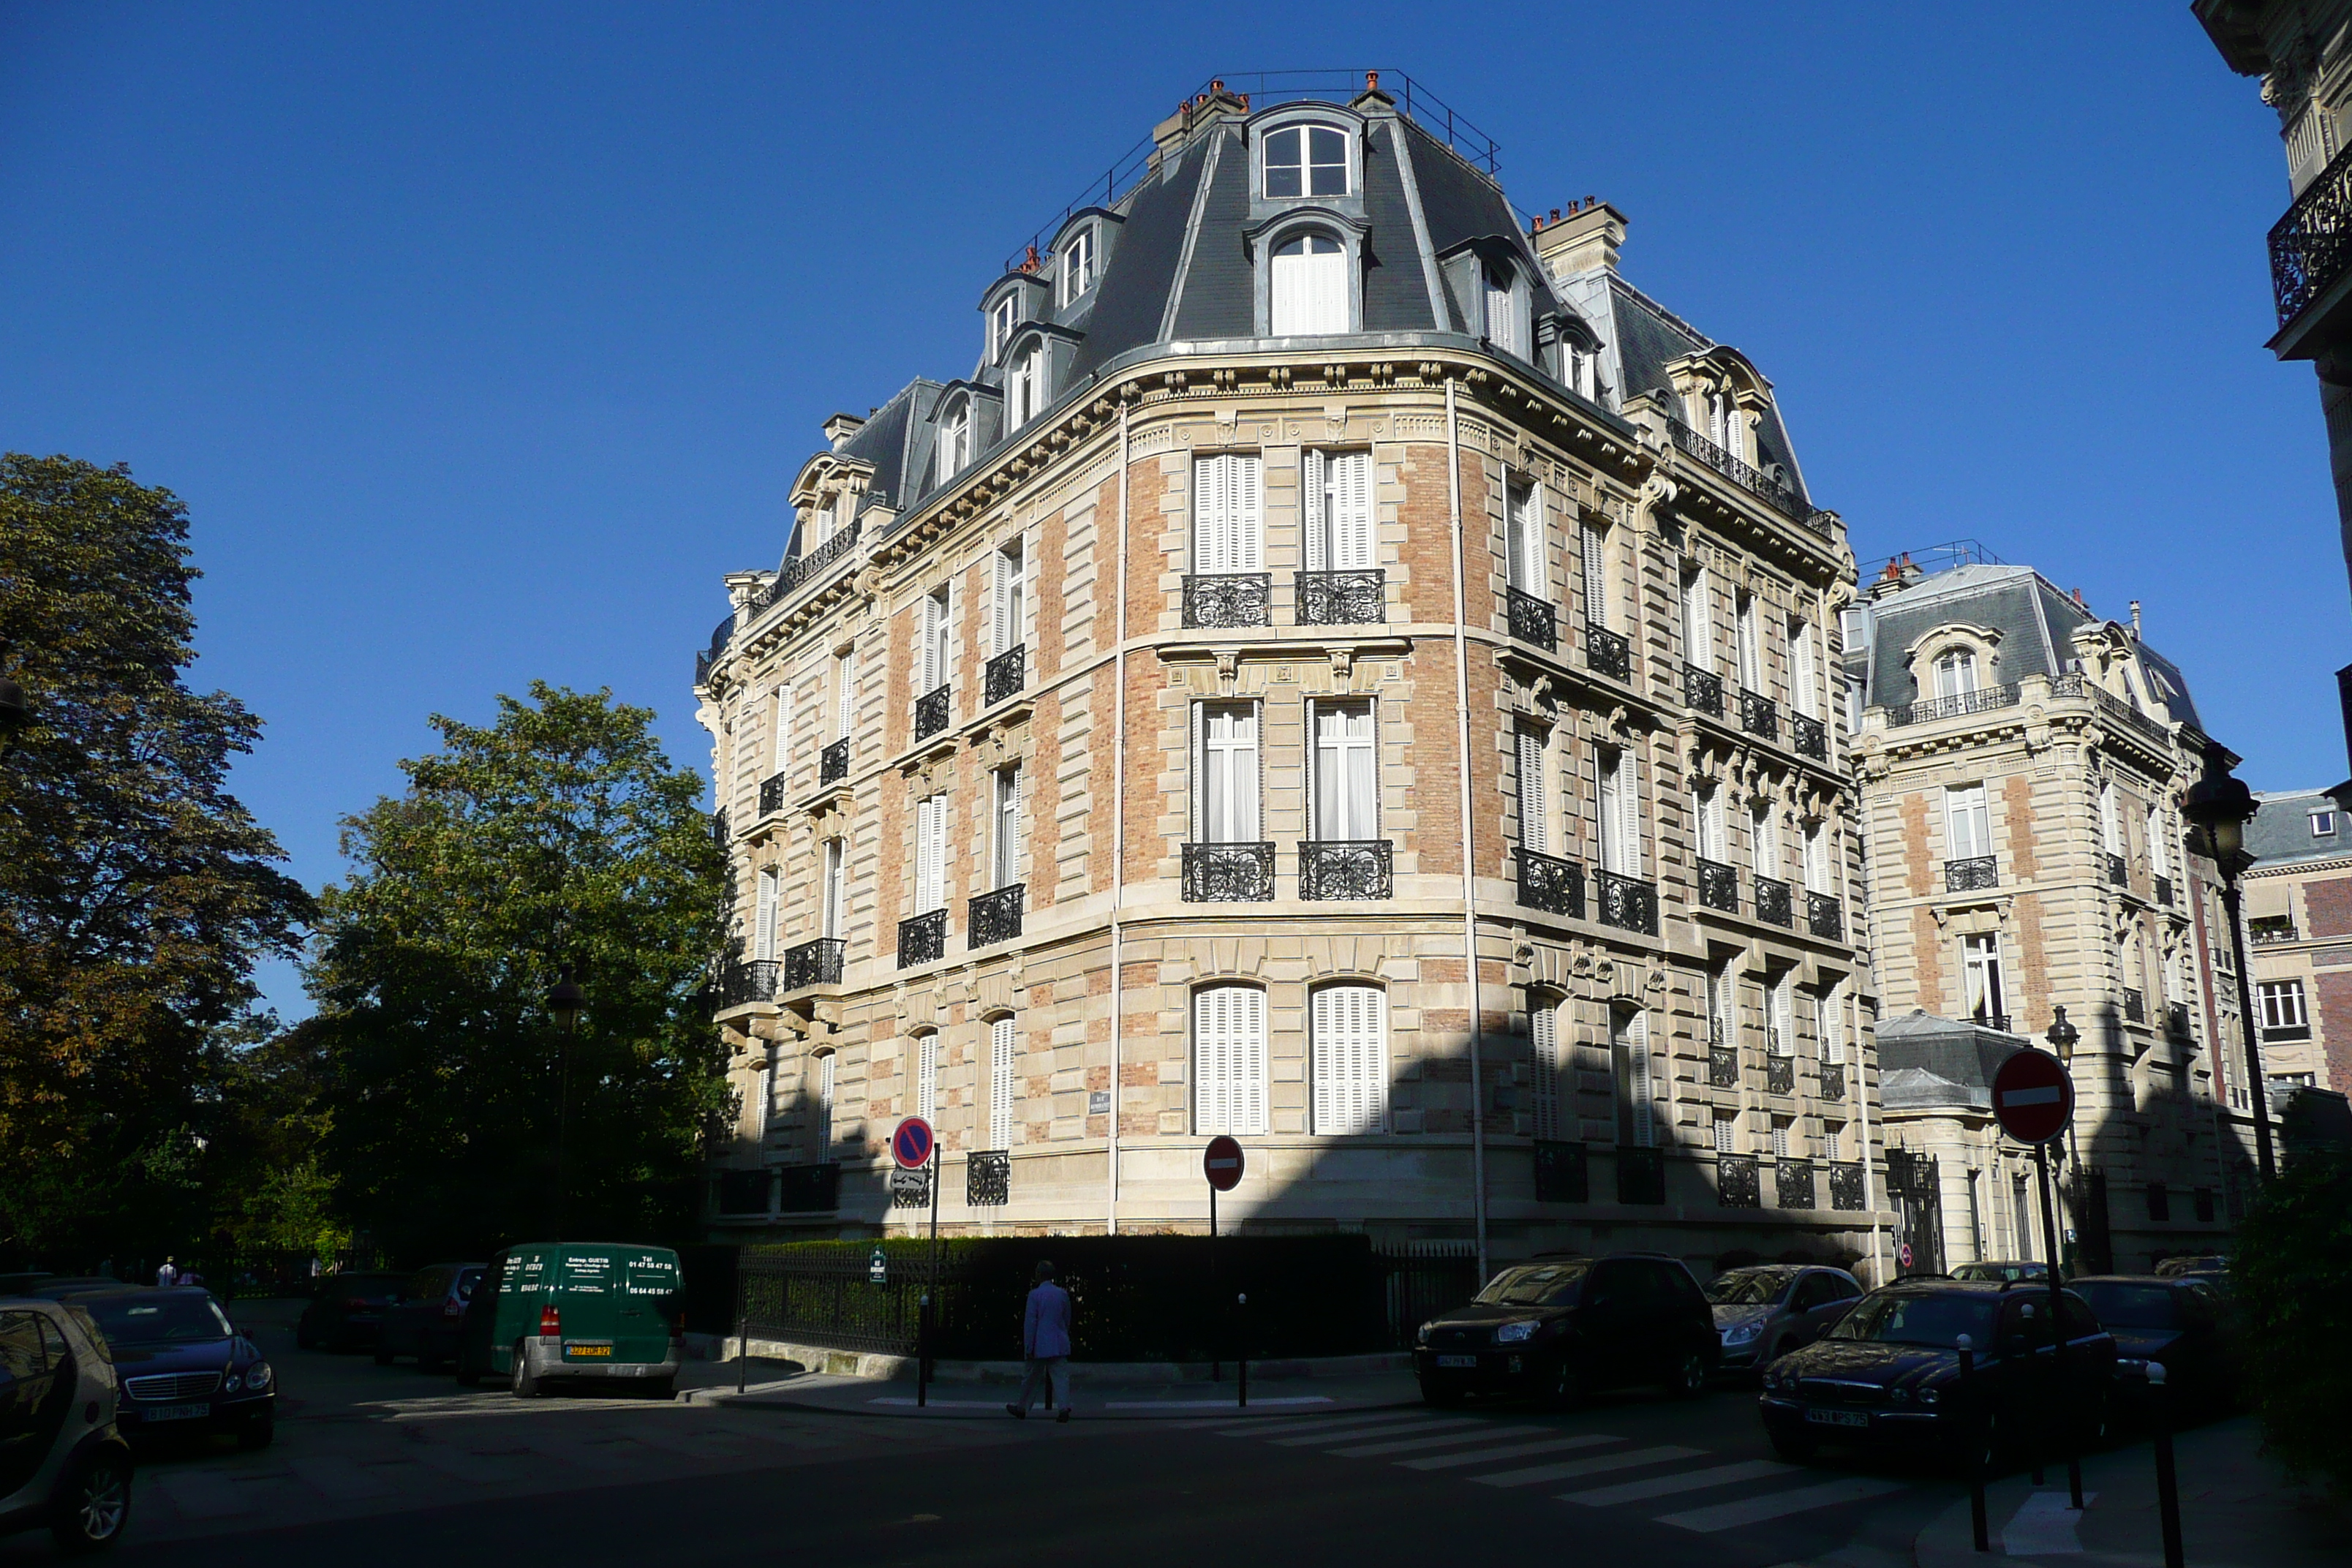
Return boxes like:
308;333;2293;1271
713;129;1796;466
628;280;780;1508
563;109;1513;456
1530;199;1628;282
2129;600;2143;638
822;412;866;452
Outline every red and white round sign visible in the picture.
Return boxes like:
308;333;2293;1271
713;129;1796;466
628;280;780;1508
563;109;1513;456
1991;1049;2074;1145
1203;1135;1245;1192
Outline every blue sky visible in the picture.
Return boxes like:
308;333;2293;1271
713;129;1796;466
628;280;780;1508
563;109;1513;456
0;2;2328;1019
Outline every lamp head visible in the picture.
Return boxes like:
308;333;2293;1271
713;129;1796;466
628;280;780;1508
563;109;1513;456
546;975;584;1033
2045;1005;2081;1054
2182;740;2254;862
0;676;26;737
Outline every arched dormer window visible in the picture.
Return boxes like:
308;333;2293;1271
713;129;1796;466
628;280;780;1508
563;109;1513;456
936;397;972;485
1263;123;1349;197
1482;262;1523;355
1060;225;1097;306
1006;339;1046;429
1933;647;1980;700
1271;234;1349;334
1558;320;1602;402
987;293;1017;363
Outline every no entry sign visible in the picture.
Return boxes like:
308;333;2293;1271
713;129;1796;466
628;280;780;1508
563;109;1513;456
892;1116;935;1170
1992;1049;2074;1145
1204;1135;1245;1191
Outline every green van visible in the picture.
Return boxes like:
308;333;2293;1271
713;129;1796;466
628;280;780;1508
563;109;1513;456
452;1243;682;1398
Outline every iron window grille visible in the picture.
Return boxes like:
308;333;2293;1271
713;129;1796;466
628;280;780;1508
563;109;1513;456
1616;1145;1667;1205
1739;687;1779;739
1697;857;1739;914
1792;712;1827;761
1754;875;1793;928
758;771;788;818
1182;573;1273;629
1887;683;2021;727
968;883;1025;948
1766;1055;1796;1096
1596;871;1658;935
1708;1046;1741;1088
1683;663;1724;716
1182;842;1275;902
1300;840;1393;901
1506;585;1557;651
897;908;949;968
984;645;1026;706
914;684;951;742
1775;1158;1816;1212
889;1166;930;1208
2122;988;2146;1024
1515;851;1586;919
1534;1140;1589;1204
966;1150;1011;1207
1820;1062;1847;1101
716;958;779;1011
820;737;850;785
1806;892;1843;941
777;1161;841;1214
1717;1152;1761;1207
1827;1161;1866;1212
2106;852;2128;889
1586;624;1632;681
1294;569;1386;626
2155;875;2175;908
1945;856;1998;892
783;938;845;990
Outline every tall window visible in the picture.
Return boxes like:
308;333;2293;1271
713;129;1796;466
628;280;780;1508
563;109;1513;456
1518;726;1550;855
1311;983;1387;1134
1565;340;1597;400
834;650;856;739
2146;807;2168;879
989;294;1017;361
994;540;1025;655
1007;342;1044;427
1303;450;1373;570
1263;124;1346;196
1613;1009;1653;1147
989;1015;1017;1150
1823;1120;1843;1161
821;838;845;940
1060;226;1096;304
769;687;790;775
1946;784;1991;862
1790;621;1819;717
1580;524;1609;630
1713;1109;1738;1153
1194;984;1268;1135
1707;960;1735;1044
1483;264;1518;355
913;794;947;914
992;764;1023;889
1681;568;1713;666
1770;1117;1793;1158
2100;783;2122;854
1735;595;1763;693
1311;700;1378;840
1769;976;1795;1055
1194;702;1261;843
1706;388;1738;458
2259;979;2310;1036
1934;649;1979;699
1597;747;1640;875
1270;235;1348;333
938;399;972;483
1751;803;1779;881
1963;933;2006;1025
816;1052;836;1151
915;1033;938;1122
1505;479;1544;595
1694;784;1728;862
1529;995;1564;1142
920;586;951;694
1193;453;1264;573
1804;822;1833;891
1820;982;1847;1064
754;867;779;962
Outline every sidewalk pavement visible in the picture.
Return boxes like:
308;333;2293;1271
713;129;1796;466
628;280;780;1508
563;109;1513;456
680;1356;1425;1420
1915;1415;2346;1568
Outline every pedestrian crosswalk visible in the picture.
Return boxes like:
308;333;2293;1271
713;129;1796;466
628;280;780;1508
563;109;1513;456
1213;1410;1910;1534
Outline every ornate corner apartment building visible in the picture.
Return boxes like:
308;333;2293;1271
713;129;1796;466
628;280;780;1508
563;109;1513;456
693;75;1887;1273
1844;550;2258;1273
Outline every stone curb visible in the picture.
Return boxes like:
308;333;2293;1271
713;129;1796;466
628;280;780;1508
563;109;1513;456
684;1333;1412;1385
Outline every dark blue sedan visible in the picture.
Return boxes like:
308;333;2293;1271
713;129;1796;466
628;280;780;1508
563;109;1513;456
73;1290;276;1450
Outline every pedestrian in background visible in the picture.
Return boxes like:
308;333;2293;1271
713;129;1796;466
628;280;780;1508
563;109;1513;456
155;1256;178;1288
1006;1260;1072;1422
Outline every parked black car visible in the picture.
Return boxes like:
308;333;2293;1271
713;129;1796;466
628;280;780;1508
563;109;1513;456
375;1264;484;1371
1760;1279;2116;1469
294;1273;408;1352
74;1289;276;1450
1705;1264;1865;1374
2070;1275;2236;1419
1950;1260;2049;1284
1414;1254;1719;1407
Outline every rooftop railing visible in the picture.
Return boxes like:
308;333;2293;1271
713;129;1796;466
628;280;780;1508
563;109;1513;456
1667;423;1833;535
1888;683;2020;728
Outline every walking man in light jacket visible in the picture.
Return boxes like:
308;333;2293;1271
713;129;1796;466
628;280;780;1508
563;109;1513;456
1006;1259;1072;1422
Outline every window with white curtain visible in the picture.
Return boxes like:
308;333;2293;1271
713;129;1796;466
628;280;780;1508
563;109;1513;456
1270;235;1349;334
1934;649;1979;699
915;1033;938;1122
1597;747;1640;875
1682;568;1714;666
1193;453;1264;573
992;764;1023;889
1791;620;1819;717
989;1015;1017;1149
1518;726;1550;855
821;838;845;940
1060;225;1096;305
920;587;951;693
1695;784;1728;863
1263;124;1348;197
914;794;947;914
816;1051;836;1150
1303;449;1373;570
1483;264;1518;354
1194;701;1260;843
1529;995;1564;1142
994;540;1025;655
754;867;779;962
1194;984;1268;1135
1963;934;2007;1024
1613;1009;1653;1147
1506;479;1544;595
1311;983;1387;1134
1311;699;1378;841
1946;783;1990;861
1580;524;1609;630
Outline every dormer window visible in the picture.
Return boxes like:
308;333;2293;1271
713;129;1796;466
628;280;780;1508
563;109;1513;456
2315;809;2339;838
1933;648;1980;699
1006;341;1044;429
1704;388;1744;460
1060;227;1096;306
989;294;1017;361
937;398;972;485
1264;124;1347;197
1270;234;1349;334
1564;339;1597;400
1482;263;1520;355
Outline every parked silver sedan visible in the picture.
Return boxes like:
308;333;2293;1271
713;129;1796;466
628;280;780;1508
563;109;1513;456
1705;1264;1864;1374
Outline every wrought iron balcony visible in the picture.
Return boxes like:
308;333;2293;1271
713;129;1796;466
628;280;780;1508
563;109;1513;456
1716;1152;1760;1207
1182;572;1272;629
1534;1139;1589;1203
2252;920;2300;946
717;1166;773;1216
783;938;845;990
1946;856;1998;892
1807;892;1843;941
776;1161;841;1214
1708;1046;1741;1088
1792;712;1827;761
1300;840;1394;900
1665;422;1831;534
1515;850;1586;919
966;1150;1011;1207
1182;841;1275;902
984;645;1025;706
897;908;949;968
820;736;849;785
1828;1161;1866;1212
695;612;736;689
2122;987;2146;1025
2155;875;2175;908
1971;1011;2013;1034
758;770;788;818
1887;682;2021;728
1775;1158;1816;1212
1740;687;1778;739
1506;585;1557;651
2270;138;2352;331
914;684;951;742
750;519;862;615
968;883;1025;948
2106;852;2128;889
1696;856;1739;914
1820;1062;1847;1101
1616;1145;1666;1205
1294;568;1385;626
1766;1055;1796;1096
1754;875;1793;928
1683;663;1724;716
715;957;779;1011
1586;624;1631;681
1595;870;1658;935
2166;1001;2193;1041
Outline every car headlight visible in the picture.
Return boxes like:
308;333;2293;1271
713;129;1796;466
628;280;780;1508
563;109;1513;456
2116;1357;2147;1376
223;1373;241;1392
1722;1319;1764;1346
1415;1322;1434;1346
246;1362;273;1391
1916;1384;1939;1405
1765;1365;1796;1392
1494;1320;1539;1344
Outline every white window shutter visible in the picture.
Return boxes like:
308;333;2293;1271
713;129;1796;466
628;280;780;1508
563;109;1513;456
818;1052;836;1147
837;652;856;738
1529;998;1559;1142
1334;451;1373;570
990;1016;1016;1150
1683;571;1711;665
1626;1011;1653;1147
1311;984;1385;1134
1240;986;1267;1134
1581;525;1607;630
1772;981;1794;1055
917;1034;938;1122
1303;449;1328;572
1235;455;1264;570
993;549;1012;655
754;868;777;962
916;794;946;913
1188;701;1204;841
1518;728;1548;855
1793;624;1818;717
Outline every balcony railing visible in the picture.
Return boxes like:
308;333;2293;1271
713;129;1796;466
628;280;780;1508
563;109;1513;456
2271;139;2352;330
1586;623;1631;681
1971;1011;2013;1034
1183;572;1272;629
1946;856;1998;892
751;519;862;616
820;737;850;785
1776;1158;1816;1212
1666;422;1832;535
776;1161;842;1214
1766;1055;1796;1096
1820;1061;1847;1101
1595;870;1659;935
782;938;845;990
1696;856;1738;914
2155;875;2175;908
1717;1152;1761;1207
2251;921;2300;945
984;645;1025;706
1300;840;1394;901
1754;875;1793;928
758;770;788;818
966;1150;1011;1207
715;957;779;1011
2166;1001;2193;1041
1617;1145;1667;1205
1740;687;1778;739
1294;568;1386;626
695;612;736;689
2106;852;2128;889
1792;712;1827;761
1828;1161;1866;1212
1683;663;1724;717
1534;1139;1590;1204
1887;682;2021;728
1506;585;1557;651
1515;850;1586;919
1183;841;1274;902
1708;1046;1741;1088
914;684;951;742
897;908;949;968
2122;987;2146;1025
968;883;1025;948
1807;892;1843;941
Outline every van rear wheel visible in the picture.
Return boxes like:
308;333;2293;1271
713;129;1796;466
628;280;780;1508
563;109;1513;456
510;1343;540;1398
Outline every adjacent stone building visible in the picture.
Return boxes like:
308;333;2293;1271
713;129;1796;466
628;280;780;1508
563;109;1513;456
2240;784;2352;1094
691;75;1891;1278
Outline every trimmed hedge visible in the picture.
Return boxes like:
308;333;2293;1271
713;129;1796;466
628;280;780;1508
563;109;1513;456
2234;1147;2352;1495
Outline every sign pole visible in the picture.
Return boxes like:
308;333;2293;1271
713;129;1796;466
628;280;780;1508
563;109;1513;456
1201;1137;1244;1387
1210;1180;1220;1383
2035;1140;2084;1509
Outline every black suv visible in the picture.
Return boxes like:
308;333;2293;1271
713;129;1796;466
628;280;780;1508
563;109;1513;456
1759;1279;2117;1467
1414;1253;1719;1407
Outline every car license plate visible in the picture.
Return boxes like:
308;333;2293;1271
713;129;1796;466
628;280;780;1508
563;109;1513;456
140;1403;211;1422
563;1341;614;1359
1436;1354;1477;1368
1804;1408;1870;1428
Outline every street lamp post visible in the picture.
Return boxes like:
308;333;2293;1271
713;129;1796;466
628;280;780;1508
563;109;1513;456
546;969;584;1240
2180;742;2277;1183
0;675;28;760
2038;1006;2084;1508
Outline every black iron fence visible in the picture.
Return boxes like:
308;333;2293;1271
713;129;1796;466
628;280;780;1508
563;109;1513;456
783;937;845;990
1754;875;1793;928
1806;892;1843;941
2272;138;2352;326
1683;663;1724;716
1946;856;1998;892
969;883;1025;947
1792;712;1827;761
898;909;949;968
1740;687;1778;739
1595;870;1657;935
1697;856;1738;913
914;684;951;742
984;645;1026;706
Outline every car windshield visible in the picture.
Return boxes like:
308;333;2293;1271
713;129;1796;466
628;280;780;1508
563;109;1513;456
1475;1262;1589;1307
83;1294;231;1344
1828;1292;1997;1349
2073;1283;2176;1330
1705;1267;1798;1306
328;1276;405;1300
1953;1262;2041;1282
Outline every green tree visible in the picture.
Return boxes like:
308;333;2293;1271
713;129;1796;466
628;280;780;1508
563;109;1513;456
309;683;731;1261
0;455;311;1267
2234;1147;2352;1495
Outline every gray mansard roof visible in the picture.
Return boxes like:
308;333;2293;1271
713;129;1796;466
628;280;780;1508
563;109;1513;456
2248;785;2352;867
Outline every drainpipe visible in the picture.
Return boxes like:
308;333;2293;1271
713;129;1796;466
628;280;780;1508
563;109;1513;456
1107;397;1132;1237
1445;377;1490;1282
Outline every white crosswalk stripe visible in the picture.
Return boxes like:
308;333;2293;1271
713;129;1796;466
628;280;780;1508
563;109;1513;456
1561;1458;1798;1506
1654;1474;1907;1532
1396;1433;1619;1471
1325;1425;1553;1458
1472;1444;1704;1488
1262;1416;1487;1447
1213;1411;1444;1440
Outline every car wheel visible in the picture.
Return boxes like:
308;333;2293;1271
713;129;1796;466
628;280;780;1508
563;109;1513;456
510;1342;540;1398
1768;1427;1818;1463
50;1449;132;1555
236;1414;275;1452
1417;1377;1463;1409
1668;1351;1708;1399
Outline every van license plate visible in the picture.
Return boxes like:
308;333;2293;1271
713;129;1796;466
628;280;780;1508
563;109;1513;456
141;1403;210;1422
563;1341;614;1359
1804;1408;1870;1428
1436;1354;1477;1368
